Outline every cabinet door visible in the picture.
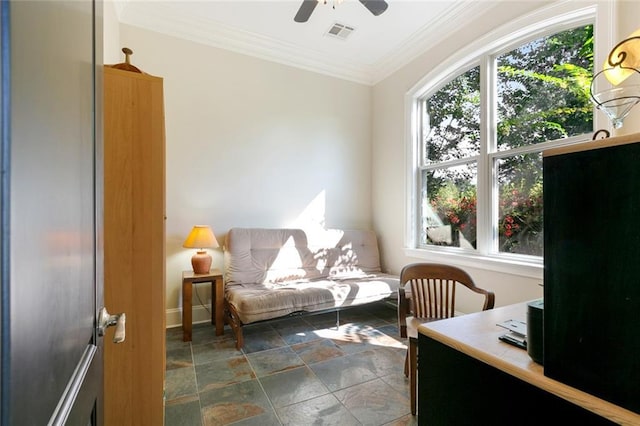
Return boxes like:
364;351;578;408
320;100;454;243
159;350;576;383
103;67;166;425
419;335;616;425
543;139;640;414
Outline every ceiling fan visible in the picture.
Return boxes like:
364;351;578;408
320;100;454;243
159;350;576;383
294;0;389;23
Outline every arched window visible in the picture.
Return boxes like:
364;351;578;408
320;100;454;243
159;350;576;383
405;3;613;277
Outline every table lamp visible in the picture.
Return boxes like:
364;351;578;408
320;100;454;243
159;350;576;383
183;225;219;274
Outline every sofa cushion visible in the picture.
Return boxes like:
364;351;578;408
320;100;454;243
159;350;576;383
224;228;383;286
223;227;399;324
226;273;400;324
224;228;318;285
320;228;383;277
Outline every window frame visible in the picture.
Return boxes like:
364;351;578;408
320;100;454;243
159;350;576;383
404;1;615;279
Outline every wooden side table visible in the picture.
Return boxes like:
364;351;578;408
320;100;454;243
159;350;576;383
182;269;224;342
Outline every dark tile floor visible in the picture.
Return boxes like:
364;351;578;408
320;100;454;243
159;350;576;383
164;302;418;426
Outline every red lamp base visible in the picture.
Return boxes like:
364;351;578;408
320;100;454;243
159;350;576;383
191;250;212;274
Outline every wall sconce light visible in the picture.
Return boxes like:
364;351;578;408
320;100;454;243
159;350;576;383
590;28;640;132
182;225;219;274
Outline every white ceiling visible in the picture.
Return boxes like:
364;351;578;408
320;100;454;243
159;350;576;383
115;0;492;85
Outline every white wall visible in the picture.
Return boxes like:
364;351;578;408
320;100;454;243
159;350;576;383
102;0;120;64
118;25;373;326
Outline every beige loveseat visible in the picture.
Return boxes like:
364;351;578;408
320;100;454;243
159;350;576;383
223;227;400;349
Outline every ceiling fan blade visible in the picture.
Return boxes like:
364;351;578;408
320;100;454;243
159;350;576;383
359;0;388;16
294;0;318;23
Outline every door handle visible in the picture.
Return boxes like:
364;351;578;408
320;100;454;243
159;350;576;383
98;307;126;343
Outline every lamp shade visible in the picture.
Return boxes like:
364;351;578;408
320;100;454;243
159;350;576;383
604;28;640;86
590;28;640;130
182;225;219;249
183;225;219;274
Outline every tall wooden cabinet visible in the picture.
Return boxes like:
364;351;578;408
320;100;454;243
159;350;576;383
543;133;640;415
103;64;166;425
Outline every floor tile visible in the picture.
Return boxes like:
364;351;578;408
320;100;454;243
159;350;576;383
371;303;397;317
199;379;273;426
241;328;288;354
192;337;244;365
246;346;305;377
166;345;194;370
164;303;414;426
191;323;221;346
376;323;401;338
165;366;198;401
310;351;379;391
379;371;411;396
276;393;360;426
340;322;380;338
226;410;281;426
366;346;407;377
290;339;344;365
304;311;341;328
166;327;190;351
275;323;324;345
259;366;329;408
339;307;383;324
314;326;379;355
383;413;419;426
357;326;406;349
195;356;255;392
269;316;314;331
333;378;410;425
165;398;202;426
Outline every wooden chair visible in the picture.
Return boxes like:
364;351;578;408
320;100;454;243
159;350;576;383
397;262;495;415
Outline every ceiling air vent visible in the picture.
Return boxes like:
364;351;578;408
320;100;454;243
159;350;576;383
325;22;355;41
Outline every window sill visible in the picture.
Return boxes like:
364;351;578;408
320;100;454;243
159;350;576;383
403;247;543;280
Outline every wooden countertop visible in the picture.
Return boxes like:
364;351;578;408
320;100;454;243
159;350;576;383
418;302;640;425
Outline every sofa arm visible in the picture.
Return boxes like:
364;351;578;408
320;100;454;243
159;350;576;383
398;287;410;338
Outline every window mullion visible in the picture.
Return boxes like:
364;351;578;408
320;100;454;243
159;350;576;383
477;54;496;256
408;97;423;249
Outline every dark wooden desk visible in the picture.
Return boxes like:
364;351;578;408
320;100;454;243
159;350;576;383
417;302;640;425
182;269;224;342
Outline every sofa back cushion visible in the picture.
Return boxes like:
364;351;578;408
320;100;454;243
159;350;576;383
224;227;382;286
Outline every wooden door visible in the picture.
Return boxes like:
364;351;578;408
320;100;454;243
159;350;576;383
0;0;105;424
103;66;166;425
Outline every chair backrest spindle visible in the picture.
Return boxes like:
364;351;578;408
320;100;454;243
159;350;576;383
402;263;494;321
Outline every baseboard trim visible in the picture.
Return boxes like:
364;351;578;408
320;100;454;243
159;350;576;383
166;304;212;329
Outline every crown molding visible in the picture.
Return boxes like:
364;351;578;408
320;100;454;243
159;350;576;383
117;1;492;86
118;2;375;84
